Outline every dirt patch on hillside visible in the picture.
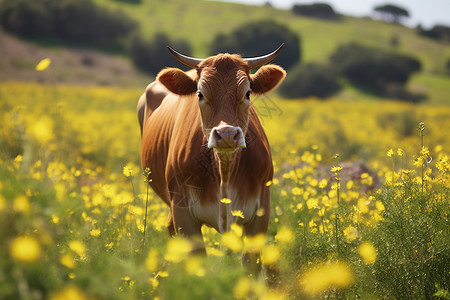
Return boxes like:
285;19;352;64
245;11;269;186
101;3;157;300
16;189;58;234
0;30;152;87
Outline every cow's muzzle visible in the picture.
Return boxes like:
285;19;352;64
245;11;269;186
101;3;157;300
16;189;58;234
208;125;246;152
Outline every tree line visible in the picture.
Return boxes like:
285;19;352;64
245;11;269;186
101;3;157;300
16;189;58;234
0;0;430;101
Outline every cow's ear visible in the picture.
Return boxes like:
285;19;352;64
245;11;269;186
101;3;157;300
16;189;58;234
157;68;197;95
250;65;286;94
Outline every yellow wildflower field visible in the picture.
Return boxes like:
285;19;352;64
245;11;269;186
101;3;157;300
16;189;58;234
0;81;448;299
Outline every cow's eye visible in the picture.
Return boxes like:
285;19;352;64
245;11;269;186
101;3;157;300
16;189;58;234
196;91;203;101
245;90;252;99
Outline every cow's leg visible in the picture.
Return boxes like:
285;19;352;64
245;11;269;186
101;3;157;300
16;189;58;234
170;201;206;255
242;187;271;276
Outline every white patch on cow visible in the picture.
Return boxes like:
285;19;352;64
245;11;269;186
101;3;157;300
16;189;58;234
188;188;260;233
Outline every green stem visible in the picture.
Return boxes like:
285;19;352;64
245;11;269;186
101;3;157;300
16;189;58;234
143;183;149;247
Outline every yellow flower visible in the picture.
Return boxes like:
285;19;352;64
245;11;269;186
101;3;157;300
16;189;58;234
105;242;114;250
185;256;205;277
28;116;54;144
89;229;101;237
331;166;342;173
150;277;159;290
9;236;42;263
397;148;405;157
436;155;449;172
0;194;5;211
206;247;225;257
421;146;430;157
357;198;369;214
13;194;30;214
358;241;377;264
51;214;60;224
222;231;243;252
122;165;133;177
291;186;302;195
35;58;51;71
375;200;385;212
60;254;75;269
387;149;394;157
318;179;328;189
275;226;294;243
14;155;23;169
306;197;319;209
244;234;266;253
158;271;169;277
220;198;232;204
231;210;245;219
343;225;359;242
146;248;158;272
69;240;86;257
49;285;88;300
261;244;280;265
299;261;354;296
230;223;243;237
256;208;265;217
234;276;251;299
164;237;192;262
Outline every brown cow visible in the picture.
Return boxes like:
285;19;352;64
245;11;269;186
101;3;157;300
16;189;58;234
138;45;286;272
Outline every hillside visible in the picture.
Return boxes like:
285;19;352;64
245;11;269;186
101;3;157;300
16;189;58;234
92;0;449;70
1;0;449;103
0;30;152;87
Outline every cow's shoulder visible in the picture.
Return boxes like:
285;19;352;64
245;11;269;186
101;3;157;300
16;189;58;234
144;81;170;117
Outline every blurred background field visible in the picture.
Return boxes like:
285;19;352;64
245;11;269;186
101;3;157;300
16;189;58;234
0;0;449;299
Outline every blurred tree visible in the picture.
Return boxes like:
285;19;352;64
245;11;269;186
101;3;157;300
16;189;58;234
374;4;409;24
128;33;192;75
417;25;450;42
292;3;339;20
210;20;300;70
278;63;341;99
0;0;136;47
330;43;422;101
112;0;141;3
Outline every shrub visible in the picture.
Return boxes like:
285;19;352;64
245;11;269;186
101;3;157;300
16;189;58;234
417;24;450;42
330;43;421;93
292;3;339;20
0;0;136;46
278;63;341;99
128;33;192;75
210;20;300;70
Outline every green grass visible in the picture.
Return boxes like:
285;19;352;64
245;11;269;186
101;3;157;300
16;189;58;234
0;81;449;299
93;0;450;72
88;0;450;106
409;72;450;105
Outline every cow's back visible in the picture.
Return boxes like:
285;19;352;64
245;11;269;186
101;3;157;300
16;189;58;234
140;82;204;204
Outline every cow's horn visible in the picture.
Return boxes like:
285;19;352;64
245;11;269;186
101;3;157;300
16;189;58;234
244;43;285;70
167;46;203;69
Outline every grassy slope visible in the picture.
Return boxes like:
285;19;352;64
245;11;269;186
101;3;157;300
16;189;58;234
0;0;448;103
93;0;450;104
1;81;449;299
0;30;153;87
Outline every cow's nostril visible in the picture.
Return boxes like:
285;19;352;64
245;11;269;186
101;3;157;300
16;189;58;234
214;130;222;142
233;131;240;141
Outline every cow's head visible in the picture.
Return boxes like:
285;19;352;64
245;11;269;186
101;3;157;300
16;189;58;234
157;45;286;155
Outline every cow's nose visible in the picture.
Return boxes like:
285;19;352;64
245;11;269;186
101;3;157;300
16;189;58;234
208;125;246;151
